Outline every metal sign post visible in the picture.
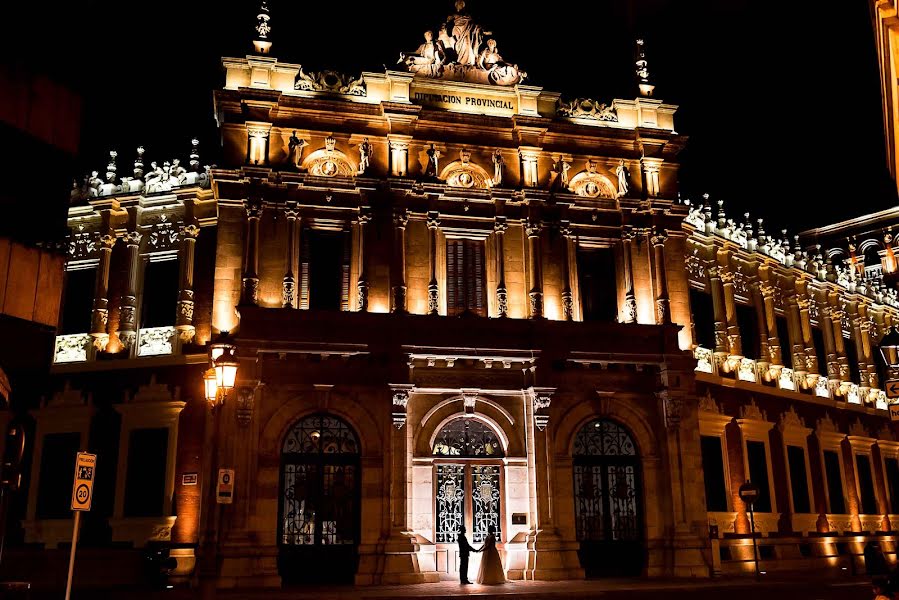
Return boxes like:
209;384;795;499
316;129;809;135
738;480;761;581
65;452;96;600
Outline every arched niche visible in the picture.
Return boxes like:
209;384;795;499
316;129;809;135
439;160;492;190
302;147;356;177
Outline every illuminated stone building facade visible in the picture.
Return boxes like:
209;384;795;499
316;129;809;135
11;2;899;589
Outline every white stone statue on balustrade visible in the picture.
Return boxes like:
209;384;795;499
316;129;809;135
171;159;187;185
88;171;102;198
144;162;164;193
98;170;121;197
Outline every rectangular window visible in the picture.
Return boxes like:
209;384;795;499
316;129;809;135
856;454;878;515
776;315;792;369
823;450;846;514
577;247;617;322
736;303;760;360
787;445;811;513
306;229;347;311
141;258;179;328
36;432;81;519
886;458;899;514
61;268;96;334
746;440;772;512
812;327;828;376
446;239;486;317
690;289;716;349
844;336;861;384
124;428;169;517
700;436;728;511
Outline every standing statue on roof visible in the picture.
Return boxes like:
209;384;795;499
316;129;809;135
446;1;490;66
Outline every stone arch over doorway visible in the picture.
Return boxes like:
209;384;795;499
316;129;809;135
276;412;361;584
552;395;663;578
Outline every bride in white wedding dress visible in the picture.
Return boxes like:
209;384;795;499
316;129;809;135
476;525;506;585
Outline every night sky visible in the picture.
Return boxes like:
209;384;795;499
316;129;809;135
10;1;895;235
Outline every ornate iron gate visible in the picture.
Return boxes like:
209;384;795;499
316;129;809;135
572;419;643;576
278;414;360;584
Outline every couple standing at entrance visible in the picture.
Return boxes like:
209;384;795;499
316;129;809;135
457;525;505;585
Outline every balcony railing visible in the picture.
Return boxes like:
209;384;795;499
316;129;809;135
692;345;889;411
54;333;91;363
137;326;176;357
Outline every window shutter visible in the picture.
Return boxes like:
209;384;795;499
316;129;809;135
341;227;351;311
446;239;486;317
299;227;310;310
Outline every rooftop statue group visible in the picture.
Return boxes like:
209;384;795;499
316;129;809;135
399;1;526;86
71;141;210;203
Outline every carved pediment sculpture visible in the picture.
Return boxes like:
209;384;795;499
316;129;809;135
557;98;618;122
568;160;616;199
398;1;527;86
294;68;366;96
439;150;491;189
302;138;356;177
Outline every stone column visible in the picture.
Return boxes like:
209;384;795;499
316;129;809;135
526;219;544;319
751;279;770;367
871;444;893;531
828;292;850;383
759;269;781;367
797;280;819;376
560;223;574;321
818;297;840;381
725;421;751;533
117;230;142;350
241;201;261;306
494;217;508;318
708;263;728;354
621;228;638;324
717;250;742;357
356;208;371;312
176;223;200;343
850;307;870;394
427;211;440;315
282;203;299;308
840;437;863;532
859;304;878;389
90;231;116;351
651;229;670;324
786;293;807;375
391;210;408;313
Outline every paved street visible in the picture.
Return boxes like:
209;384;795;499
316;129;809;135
4;575;873;600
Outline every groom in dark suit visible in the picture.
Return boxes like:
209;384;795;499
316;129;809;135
457;525;479;584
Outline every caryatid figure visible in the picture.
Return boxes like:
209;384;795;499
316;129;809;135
288;131;308;169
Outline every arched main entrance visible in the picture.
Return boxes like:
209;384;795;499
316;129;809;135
432;417;504;574
278;413;360;584
572;419;644;577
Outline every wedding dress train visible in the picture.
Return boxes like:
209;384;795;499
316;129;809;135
476;533;506;585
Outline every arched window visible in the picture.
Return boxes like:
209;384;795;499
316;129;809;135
432;417;503;544
282;413;359;455
432;417;504;458
574;419;637;457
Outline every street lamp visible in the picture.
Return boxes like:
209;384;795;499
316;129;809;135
203;368;218;406
214;348;239;396
208;331;234;365
879;327;899;372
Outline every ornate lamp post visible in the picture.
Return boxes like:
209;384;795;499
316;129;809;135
198;333;238;592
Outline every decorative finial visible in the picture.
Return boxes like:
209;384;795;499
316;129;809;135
635;39;655;97
254;1;272;54
190;138;200;172
106;150;118;182
134;147;145;180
